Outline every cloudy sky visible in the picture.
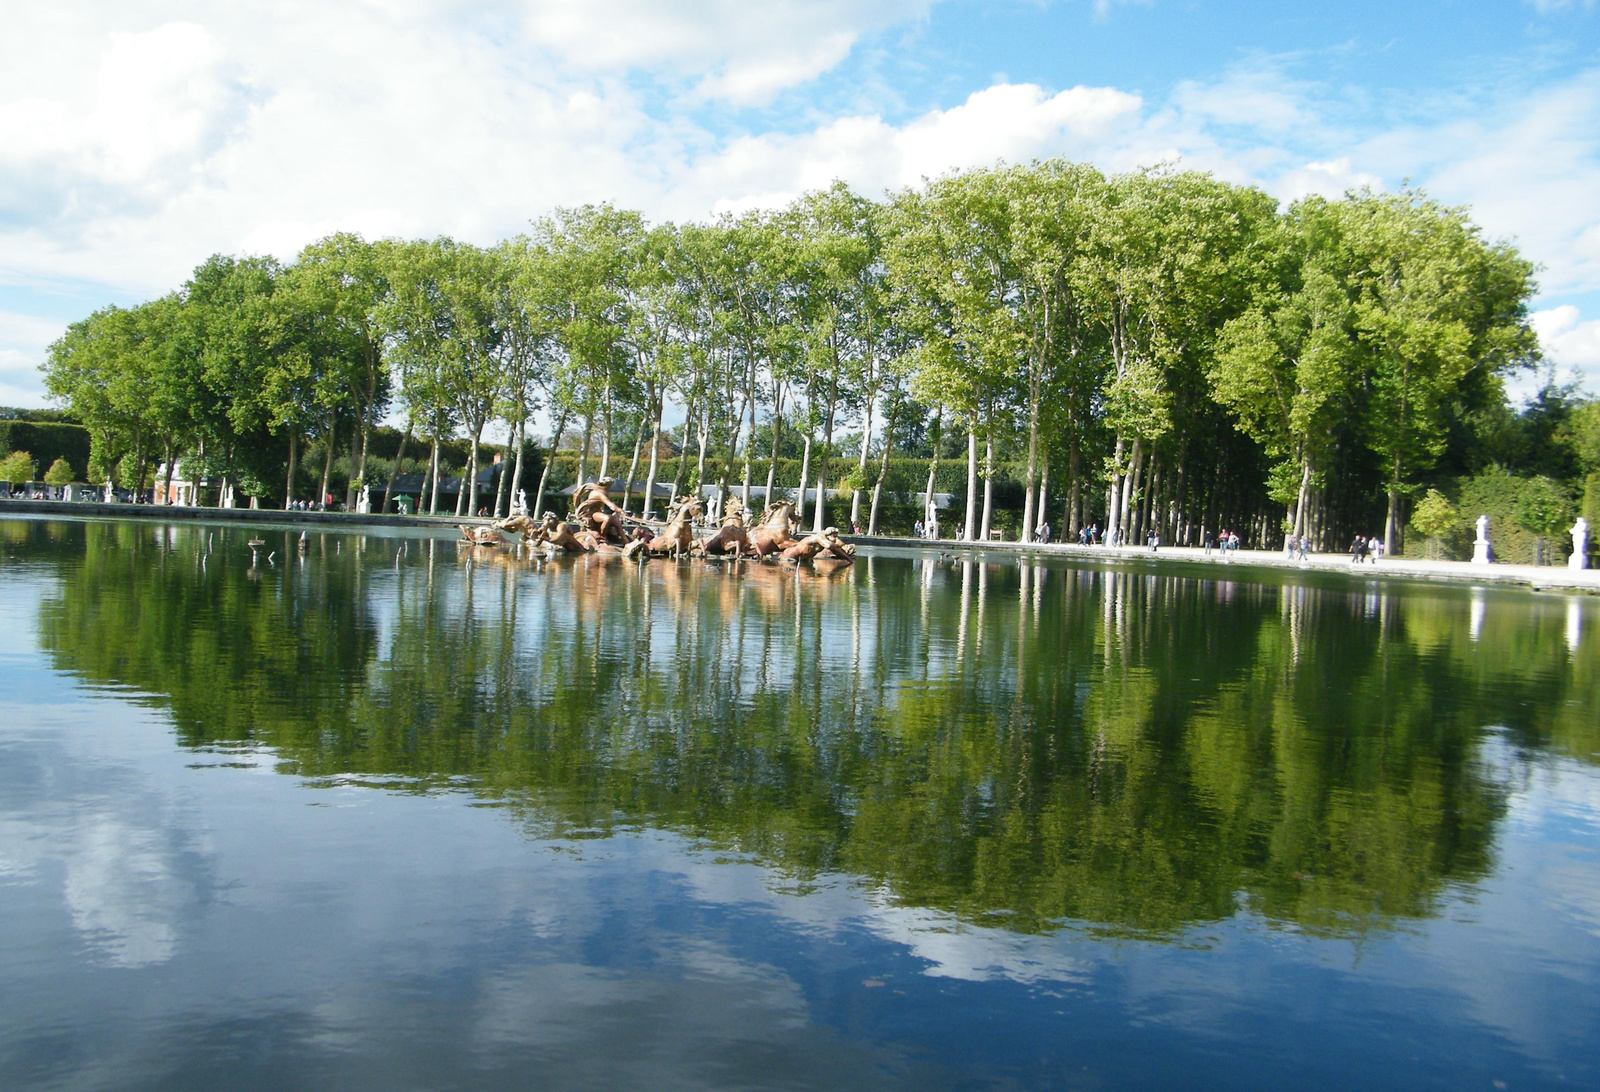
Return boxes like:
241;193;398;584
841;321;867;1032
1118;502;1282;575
3;0;1599;406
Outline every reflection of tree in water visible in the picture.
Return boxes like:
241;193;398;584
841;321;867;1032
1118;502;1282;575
22;518;1600;938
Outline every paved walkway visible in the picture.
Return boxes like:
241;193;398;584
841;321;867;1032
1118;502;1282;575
844;534;1600;593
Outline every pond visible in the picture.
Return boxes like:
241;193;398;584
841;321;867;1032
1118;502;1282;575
2;516;1598;1090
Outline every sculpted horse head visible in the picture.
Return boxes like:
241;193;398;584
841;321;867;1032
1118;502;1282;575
759;500;797;532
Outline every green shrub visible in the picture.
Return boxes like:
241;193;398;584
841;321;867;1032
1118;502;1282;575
1409;488;1459;560
43;457;76;485
0;450;34;483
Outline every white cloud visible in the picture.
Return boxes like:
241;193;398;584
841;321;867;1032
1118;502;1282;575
520;0;932;105
1352;74;1600;299
1530;306;1600;392
1276;157;1385;202
695;83;1145;213
1172;67;1307;133
3;4;1600;404
0;22;248;225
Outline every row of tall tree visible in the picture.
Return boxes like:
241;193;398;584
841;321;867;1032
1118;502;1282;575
43;162;1546;549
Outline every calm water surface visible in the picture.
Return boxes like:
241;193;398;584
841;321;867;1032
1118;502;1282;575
2;516;1598;1090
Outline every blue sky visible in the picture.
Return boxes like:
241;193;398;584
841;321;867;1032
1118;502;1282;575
3;1;1598;406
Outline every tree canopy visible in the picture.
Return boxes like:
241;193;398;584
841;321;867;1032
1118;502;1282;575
40;160;1571;553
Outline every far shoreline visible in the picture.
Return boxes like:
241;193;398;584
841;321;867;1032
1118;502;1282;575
3;498;1597;595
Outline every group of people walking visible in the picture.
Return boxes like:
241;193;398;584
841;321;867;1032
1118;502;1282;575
1348;535;1384;564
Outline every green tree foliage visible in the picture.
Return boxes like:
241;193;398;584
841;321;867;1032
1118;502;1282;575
1409;488;1458;558
36;162;1560;543
1514;476;1573;564
42;457;75;484
0;450;34;483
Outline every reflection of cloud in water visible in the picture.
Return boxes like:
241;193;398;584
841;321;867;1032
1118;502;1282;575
671;844;1089;985
60;812;186;967
0;705;210;969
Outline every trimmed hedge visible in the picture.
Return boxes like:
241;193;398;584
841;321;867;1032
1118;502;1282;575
0;420;92;482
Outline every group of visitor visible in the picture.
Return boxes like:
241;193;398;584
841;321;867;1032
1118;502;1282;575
1284;534;1311;560
1350;535;1384;564
1204;530;1242;555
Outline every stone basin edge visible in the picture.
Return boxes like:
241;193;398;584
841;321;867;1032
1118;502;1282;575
3;499;1597;595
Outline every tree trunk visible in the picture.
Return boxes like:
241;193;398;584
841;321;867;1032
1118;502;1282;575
763;382;784;510
427;422;442;516
622;411;645;514
642;396;664;520
506;418;525;515
868;399;894;535
979;435;995;541
283;431;299;510
693;405;709;510
740;361;756;507
533;409;567;520
382;420;411;515
1120;438;1144;543
493;426;511;519
464;425;482;516
319;417;337;510
964;427;978;542
671;404;691;499
1293;450;1312;539
1105;436;1125;542
1035;452;1049;538
850;390;874;528
1067;441;1081;537
162;442;175;506
1386;487;1402;554
356;415;371;501
796;431;813;526
577;413;593;487
1021;392;1040;543
345;426;360;509
813;382;837;534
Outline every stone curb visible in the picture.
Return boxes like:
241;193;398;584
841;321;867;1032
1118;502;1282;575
0;498;490;534
839;533;1600;594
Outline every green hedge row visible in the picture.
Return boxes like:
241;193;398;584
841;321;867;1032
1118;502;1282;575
0;421;92;482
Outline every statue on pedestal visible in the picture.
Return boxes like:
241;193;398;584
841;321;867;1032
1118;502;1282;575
357;484;371;514
1472;514;1492;564
1571;517;1590;571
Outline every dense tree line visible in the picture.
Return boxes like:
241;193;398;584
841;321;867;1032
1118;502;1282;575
41;160;1593;552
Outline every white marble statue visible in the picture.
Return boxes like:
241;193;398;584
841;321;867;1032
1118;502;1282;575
357;484;371;514
1571;516;1590;571
513;488;528;516
1472;514;1492;564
